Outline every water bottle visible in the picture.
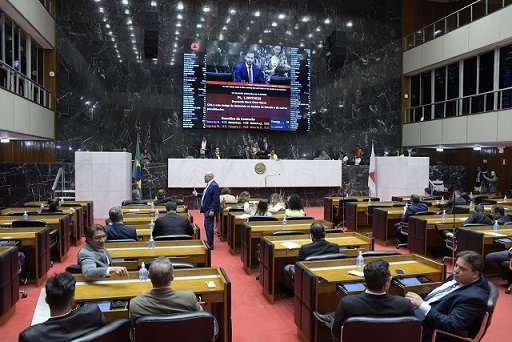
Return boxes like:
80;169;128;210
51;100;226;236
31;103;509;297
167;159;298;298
150;202;155;210
493;220;499;232
155;210;159;219
59;197;65;205
139;262;148;281
282;216;287;227
22;211;29;221
440;197;445;206
368;197;372;205
469;191;473;199
403;203;408;213
441;210;447;220
154;195;158;201
356;251;364;267
504;195;508;203
149;219;155;231
40;203;45;212
469;201;473;210
148;235;155;249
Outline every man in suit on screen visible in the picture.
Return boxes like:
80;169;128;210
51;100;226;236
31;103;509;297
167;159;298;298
193;171;221;249
234;51;266;84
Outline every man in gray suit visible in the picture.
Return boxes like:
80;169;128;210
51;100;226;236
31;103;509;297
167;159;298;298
78;224;129;280
129;256;203;323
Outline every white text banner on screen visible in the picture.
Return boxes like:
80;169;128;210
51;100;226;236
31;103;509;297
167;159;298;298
168;159;342;188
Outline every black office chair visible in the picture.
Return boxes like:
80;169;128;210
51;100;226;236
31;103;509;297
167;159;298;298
362;197;380;202
285;216;314;221
69;318;131;342
7;211;39;216
271;230;305;236
134;311;219;342
396;211;433;249
153;234;192;241
341;316;423;342
324;229;344;234
66;264;82;274
247;216;278;222
11;219;47;228
432;281;499;341
107;238;138;243
144;260;195;270
361;251;401;258
304;253;347;261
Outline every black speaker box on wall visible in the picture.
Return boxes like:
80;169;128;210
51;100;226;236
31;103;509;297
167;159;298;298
325;30;347;69
144;11;159;59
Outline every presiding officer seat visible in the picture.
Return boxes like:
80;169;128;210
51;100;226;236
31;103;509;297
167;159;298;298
341;316;422;342
134;311;218;342
431;281;499;341
69;318;131;342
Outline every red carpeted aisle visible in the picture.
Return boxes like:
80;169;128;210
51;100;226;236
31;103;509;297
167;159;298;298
2;207;511;341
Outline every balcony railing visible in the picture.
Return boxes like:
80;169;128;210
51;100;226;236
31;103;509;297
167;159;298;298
404;0;512;51
404;86;512;124
0;60;52;110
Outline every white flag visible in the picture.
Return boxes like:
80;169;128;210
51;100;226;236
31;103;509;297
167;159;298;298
368;143;376;197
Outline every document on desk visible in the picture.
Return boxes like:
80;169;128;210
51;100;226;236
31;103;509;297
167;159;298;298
348;270;364;277
281;241;301;249
486;232;507;237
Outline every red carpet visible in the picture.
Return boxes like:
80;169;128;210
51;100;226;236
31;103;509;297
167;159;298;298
2;207;511;341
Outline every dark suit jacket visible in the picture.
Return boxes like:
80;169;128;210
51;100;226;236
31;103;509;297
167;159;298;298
462;211;492;225
240;150;253;159
402;202;429;222
19;303;106;342
106;222;138;241
234;63;266;84
423;275;490;339
123;199;147;206
298;239;340;261
77;243;112;280
153;212;193;237
197;180;221;216
332;292;415;341
153;197;174;206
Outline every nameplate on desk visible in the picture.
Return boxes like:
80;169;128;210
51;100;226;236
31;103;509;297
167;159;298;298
281;241;301;249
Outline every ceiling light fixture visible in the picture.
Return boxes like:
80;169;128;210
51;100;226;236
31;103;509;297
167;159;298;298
0;138;10;143
473;146;482;151
436;147;444;152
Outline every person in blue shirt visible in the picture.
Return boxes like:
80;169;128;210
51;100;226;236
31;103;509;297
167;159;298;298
394;194;428;243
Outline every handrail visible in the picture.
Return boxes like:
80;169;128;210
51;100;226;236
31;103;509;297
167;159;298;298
404;0;511;51
0;60;52;110
404;86;512;123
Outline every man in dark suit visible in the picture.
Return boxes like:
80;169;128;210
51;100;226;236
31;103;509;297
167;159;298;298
491;204;511;225
19;272;106;342
240;145;253;159
129;256;203;323
259;137;272;156
153;201;193;237
78;224;129;280
330;259;415;342
406;250;490;340
283;223;340;292
105;206;139;241
123;189;147;206
234;51;266;84
192;171;220;249
394;193;429;243
153;188;178;206
441;204;492;239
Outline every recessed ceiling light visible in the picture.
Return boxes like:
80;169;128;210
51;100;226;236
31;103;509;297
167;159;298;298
436;147;444;152
473;146;482;151
177;2;184;10
1;138;10;143
254;11;260;17
278;14;285;19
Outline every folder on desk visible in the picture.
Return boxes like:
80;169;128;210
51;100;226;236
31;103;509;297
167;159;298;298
338;282;366;293
83;301;112;311
397;277;422;286
281;241;301;249
494;237;512;244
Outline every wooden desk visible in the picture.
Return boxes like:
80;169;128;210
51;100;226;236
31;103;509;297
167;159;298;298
73;267;232;342
323;196;381;226
0;246;19;326
408;214;467;256
120;213;199;240
121;204;188;214
258;232;372;303
220;204;243;242
294;254;445;342
0;214;71;262
4;206;85;247
345;201;400;232
0;227;51;286
25;200;94;229
226;211;286;255
105;240;210;268
455;225;512;268
240;221;334;274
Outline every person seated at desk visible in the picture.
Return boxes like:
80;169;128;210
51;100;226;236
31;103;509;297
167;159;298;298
442;204;492;239
220;187;237;209
251;142;261;158
233;50;266;84
283;223;340;294
129;256;203;323
153;201;193;237
406;250;490;341
123;189;147;206
19;272;106;342
268;149;278;160
78;224;129;280
211;146;222;159
394;194;428;243
485;247;512;287
268;193;286;213
259;137;272;156
240;145;253;159
105;206;139;241
318;149;330;160
325;259;414;342
285;194;306;217
41;198;63;213
251;199;272;217
153;188;179;206
439;190;470;213
491;204;510;225
238;191;252;215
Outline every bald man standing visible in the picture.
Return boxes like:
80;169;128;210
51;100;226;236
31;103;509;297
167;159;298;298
193;171;220;250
